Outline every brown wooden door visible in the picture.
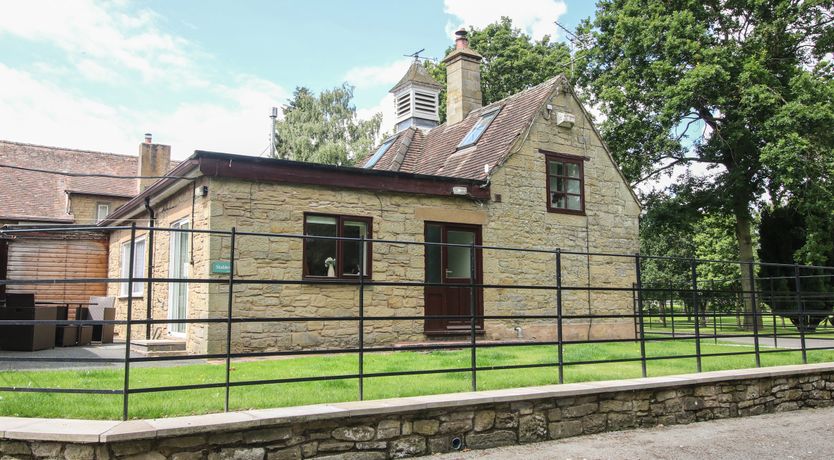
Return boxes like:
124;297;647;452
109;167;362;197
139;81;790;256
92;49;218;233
424;222;483;334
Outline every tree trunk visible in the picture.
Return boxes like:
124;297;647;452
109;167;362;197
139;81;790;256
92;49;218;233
735;209;762;330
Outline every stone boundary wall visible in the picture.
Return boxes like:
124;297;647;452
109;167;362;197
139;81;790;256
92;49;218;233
2;364;833;459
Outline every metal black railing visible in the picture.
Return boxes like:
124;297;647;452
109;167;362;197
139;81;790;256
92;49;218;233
0;224;832;420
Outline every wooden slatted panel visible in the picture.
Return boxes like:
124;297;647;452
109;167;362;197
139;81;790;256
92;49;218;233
6;238;108;304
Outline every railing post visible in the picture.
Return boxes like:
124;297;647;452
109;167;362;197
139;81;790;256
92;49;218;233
145;221;154;340
358;235;365;401
635;254;647;378
749;262;760;367
224;227;236;412
669;280;675;338
469;241;477;392
771;278;778;348
631;283;638;339
555;249;564;384
690;258;702;373
712;296;718;345
794;264;807;364
122;222;136;421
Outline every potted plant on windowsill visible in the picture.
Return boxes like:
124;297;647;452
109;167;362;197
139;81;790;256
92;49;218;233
324;257;336;278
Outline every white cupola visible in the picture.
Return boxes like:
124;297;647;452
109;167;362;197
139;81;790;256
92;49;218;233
390;60;443;133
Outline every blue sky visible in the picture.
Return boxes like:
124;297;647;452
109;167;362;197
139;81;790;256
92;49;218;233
0;1;595;159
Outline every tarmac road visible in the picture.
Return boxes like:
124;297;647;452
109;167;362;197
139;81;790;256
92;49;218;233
437;406;834;460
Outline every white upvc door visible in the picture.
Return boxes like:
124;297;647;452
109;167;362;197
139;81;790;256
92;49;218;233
168;220;190;336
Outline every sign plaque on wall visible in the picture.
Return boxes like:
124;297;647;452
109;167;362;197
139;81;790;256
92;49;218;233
211;261;231;274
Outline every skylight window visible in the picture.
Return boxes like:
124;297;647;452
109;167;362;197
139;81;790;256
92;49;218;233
457;108;500;149
363;137;396;169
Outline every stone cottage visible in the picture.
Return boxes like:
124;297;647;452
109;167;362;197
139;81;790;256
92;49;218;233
102;30;641;354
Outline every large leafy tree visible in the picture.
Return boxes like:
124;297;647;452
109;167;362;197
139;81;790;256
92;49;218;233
426;17;572;122
273;83;381;165
640;184;745;323
759;205;834;331
581;0;833;329
761;66;834;265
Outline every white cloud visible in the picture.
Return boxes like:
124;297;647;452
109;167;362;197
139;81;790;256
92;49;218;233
0;0;195;84
0;1;289;160
356;93;397;139
0;63;288;159
0;63;136;154
151;76;289;158
443;0;568;41
344;59;413;90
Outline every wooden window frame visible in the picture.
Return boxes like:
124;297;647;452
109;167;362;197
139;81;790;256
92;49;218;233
303;212;373;280
544;151;586;215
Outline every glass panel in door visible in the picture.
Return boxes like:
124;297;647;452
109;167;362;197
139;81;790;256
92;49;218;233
168;221;189;335
445;230;475;280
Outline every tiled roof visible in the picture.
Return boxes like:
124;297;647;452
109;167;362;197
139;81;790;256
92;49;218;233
390;61;443;93
0;140;173;222
361;76;558;180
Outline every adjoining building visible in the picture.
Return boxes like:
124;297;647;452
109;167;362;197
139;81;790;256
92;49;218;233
99;30;641;354
0;135;177;304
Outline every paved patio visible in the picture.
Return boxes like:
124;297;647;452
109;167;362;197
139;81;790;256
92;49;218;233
0;343;203;371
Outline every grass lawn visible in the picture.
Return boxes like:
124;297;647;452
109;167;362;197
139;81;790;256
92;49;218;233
643;307;834;338
1;340;833;420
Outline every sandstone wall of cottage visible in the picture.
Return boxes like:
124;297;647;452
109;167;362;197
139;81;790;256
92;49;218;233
482;87;641;341
107;177;212;354
206;180;474;353
68;194;130;225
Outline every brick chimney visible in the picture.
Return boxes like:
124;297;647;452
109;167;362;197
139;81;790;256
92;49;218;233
443;28;483;125
138;133;171;192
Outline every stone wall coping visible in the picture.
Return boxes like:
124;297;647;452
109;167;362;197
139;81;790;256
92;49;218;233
2;362;832;443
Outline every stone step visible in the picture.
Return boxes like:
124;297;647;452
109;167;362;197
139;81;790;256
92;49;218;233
130;339;187;357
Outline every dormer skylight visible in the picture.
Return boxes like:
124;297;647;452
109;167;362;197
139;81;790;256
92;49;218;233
363;137;396;169
457;108;500;149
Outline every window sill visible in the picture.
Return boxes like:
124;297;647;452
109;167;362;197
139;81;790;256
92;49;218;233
424;329;486;337
117;295;145;300
546;207;586;216
301;276;374;283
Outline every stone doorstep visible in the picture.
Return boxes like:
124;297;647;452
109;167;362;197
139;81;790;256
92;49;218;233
129;339;187;357
1;362;833;444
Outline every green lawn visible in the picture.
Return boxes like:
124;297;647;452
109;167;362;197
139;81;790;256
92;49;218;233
1;340;832;420
642;306;834;337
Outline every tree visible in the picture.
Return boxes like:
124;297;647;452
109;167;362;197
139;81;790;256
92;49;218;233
758;205;834;331
426;17;573;123
581;0;833;329
273;83;381;165
640;184;746;325
761;65;834;265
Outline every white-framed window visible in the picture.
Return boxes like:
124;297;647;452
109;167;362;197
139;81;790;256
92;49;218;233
96;203;110;222
120;236;146;297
